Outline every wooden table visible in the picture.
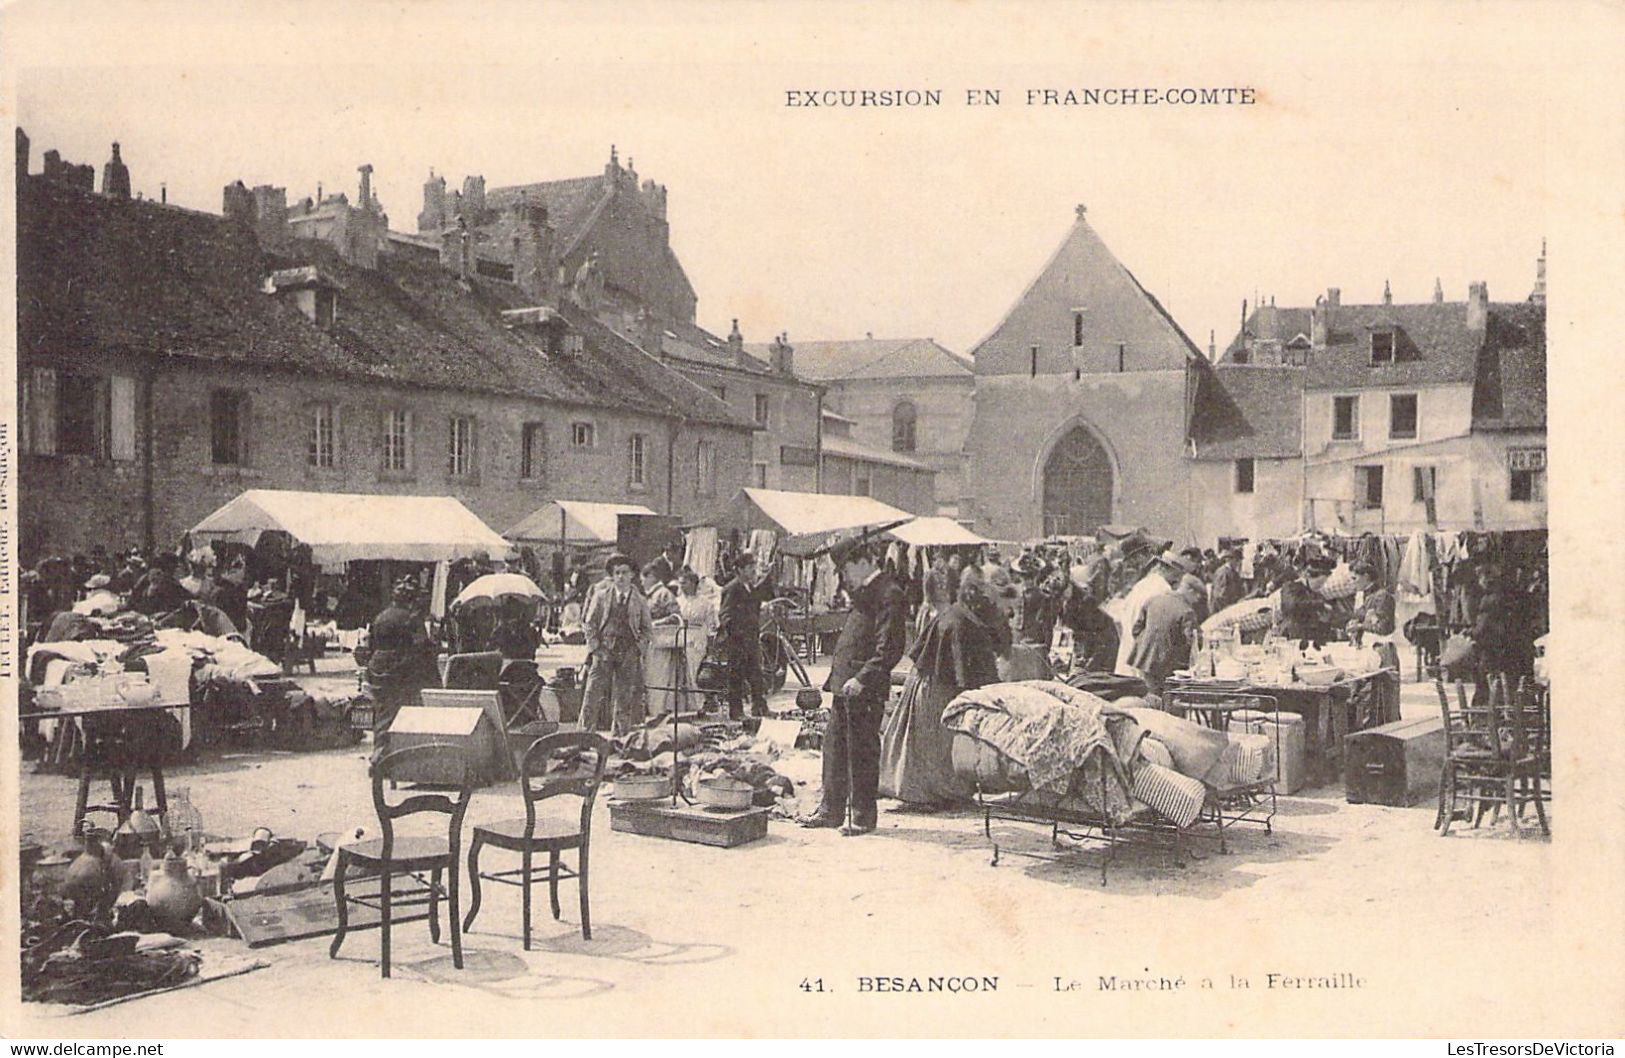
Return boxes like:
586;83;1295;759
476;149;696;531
1166;669;1400;785
21;702;193;836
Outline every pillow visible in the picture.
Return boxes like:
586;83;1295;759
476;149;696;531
1139;736;1175;770
1118;706;1229;778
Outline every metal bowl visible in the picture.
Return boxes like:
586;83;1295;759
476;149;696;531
613;774;671;801
697;777;755;811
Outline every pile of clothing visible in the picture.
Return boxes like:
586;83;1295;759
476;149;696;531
943;681;1274;829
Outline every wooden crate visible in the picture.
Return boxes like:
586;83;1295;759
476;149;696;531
609;800;769;848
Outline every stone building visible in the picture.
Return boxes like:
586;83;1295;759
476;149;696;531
755;335;971;518
14;134;753;562
1199;267;1548;541
405;147;825;495
964;205;1204;543
817;410;937;515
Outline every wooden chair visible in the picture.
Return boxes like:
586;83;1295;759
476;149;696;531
330;743;475;978
463;731;610;948
1434;676;1548;837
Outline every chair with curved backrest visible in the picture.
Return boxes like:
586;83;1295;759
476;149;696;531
463;731;610;949
330;742;475;978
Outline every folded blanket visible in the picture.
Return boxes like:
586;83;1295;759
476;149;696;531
942;682;1111;794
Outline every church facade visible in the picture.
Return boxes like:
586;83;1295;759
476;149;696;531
964;206;1202;544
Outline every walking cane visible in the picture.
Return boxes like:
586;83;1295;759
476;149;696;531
839;694;861;836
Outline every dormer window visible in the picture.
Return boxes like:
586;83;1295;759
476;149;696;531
263;265;342;329
1370;329;1396;365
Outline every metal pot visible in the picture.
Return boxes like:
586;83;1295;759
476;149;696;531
697;777;754;811
613;774;671;801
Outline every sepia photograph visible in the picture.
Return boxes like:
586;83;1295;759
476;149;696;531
2;0;1622;1042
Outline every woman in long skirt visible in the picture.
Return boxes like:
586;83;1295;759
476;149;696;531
880;577;1002;807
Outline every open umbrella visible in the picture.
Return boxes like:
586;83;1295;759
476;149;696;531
452;572;546;609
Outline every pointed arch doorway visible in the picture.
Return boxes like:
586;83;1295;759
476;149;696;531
1041;425;1114;536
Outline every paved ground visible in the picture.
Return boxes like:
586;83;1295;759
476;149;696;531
13;654;1560;1037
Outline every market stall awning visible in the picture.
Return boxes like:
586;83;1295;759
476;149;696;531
189;489;513;565
885;516;990;548
504;500;658;546
691;488;911;555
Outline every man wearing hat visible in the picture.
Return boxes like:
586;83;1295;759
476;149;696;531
1111;542;1177;677
1276;557;1334;647
1060;570;1120;675
802;537;907;833
1210;548;1245;615
580;553;653;734
1015;552;1058;648
366;578;437;724
131;553;192;616
716;550;778;720
1129;560;1203;698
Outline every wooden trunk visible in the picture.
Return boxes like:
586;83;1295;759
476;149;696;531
609;800;769;847
1343;716;1445;806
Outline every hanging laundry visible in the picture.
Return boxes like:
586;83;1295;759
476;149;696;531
1397;530;1431;597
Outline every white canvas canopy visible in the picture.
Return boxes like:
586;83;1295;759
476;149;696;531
504;500;657;546
693;488;911;555
885;516;991;548
188;489;513;565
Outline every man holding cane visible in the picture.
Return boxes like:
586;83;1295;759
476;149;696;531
801;536;907;835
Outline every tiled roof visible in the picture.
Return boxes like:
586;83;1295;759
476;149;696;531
484;175;611;261
1472;302;1547;430
662;319;780;377
747;337;972;381
1187;363;1304;460
1224;297;1547;433
17;177;746;429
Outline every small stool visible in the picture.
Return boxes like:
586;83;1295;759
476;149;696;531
73;759;167;837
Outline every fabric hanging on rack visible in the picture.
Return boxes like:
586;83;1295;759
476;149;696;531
684;527;719;580
1240;542;1257;579
813;553;839;609
747;529;777;565
1397;531;1431;598
430;560;450;620
884;542;902;571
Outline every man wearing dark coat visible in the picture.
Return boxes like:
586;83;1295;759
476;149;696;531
1210;549;1245;615
802;540;907;833
366;578;438;726
716;551;777;719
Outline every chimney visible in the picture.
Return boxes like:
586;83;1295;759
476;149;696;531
1208;329;1216;359
1382;279;1392;305
441;218;472;281
1467;281;1489;332
510;195;555;300
770;332;795;376
635;307;663;354
604;144;620;182
15;127;30;185
727;318;743;358
101;141;131;199
160;182;166;204
357;163;377;213
1310;296;1327;350
1434;277;1444;304
460;175;485;218
223;180;255;223
251;184;289;246
1531;240;1547;305
417;170;447;233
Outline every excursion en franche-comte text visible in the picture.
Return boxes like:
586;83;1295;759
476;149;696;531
785;86;1258;108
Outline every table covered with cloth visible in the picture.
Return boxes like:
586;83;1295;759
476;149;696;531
941;681;1275;830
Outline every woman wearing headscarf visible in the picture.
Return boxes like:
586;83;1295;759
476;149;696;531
879;568;1003;806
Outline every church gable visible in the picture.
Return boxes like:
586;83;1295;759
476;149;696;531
970;207;1200;377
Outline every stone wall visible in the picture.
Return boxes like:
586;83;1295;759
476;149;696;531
18;353;752;561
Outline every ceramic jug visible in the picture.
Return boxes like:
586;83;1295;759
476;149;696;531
113;787;165;858
63;827;117;916
145;852;203;932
